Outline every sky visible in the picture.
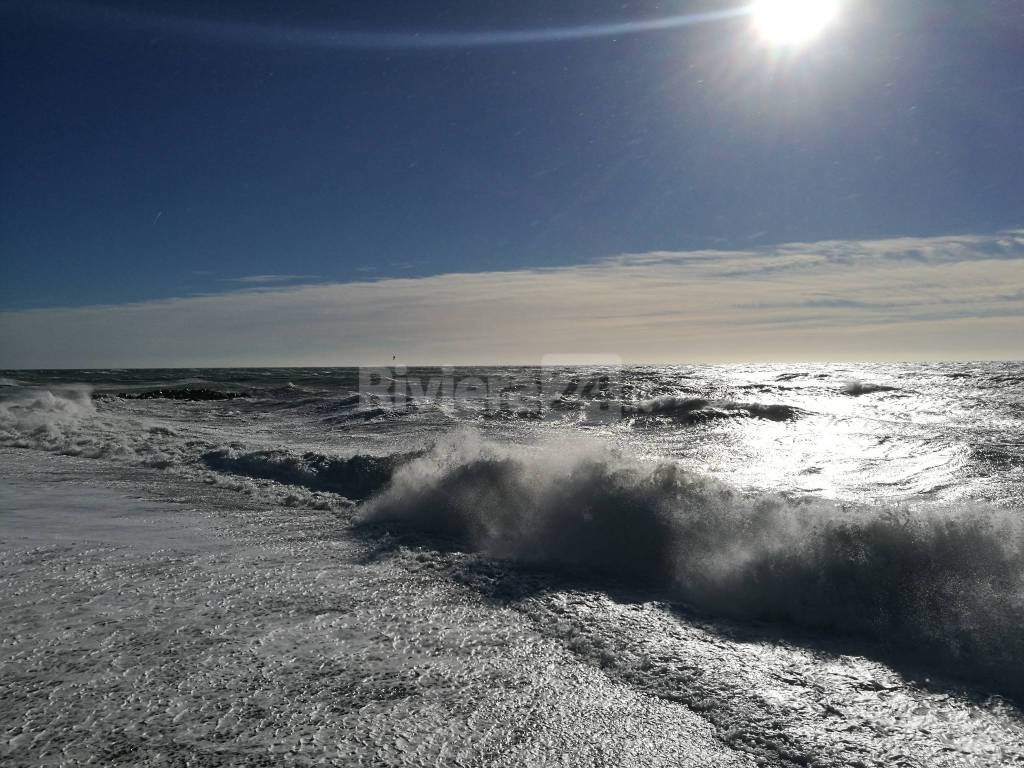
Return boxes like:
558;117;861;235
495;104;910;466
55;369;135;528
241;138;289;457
1;0;1022;365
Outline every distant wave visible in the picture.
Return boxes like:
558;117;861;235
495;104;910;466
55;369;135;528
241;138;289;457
0;376;19;387
320;405;415;424
359;434;1024;698
623;396;804;422
842;381;900;396
115;387;246;401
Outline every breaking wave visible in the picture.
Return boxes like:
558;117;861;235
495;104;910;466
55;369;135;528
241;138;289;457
0;388;204;466
0;387;98;448
360;433;1024;697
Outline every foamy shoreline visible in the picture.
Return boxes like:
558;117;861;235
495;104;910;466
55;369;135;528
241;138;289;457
0;449;751;767
3;446;1024;766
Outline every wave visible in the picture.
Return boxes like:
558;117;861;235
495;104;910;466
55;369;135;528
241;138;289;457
0;376;20;387
623;396;803;422
0;387;98;448
0;388;206;467
201;448;417;501
842;381;900;396
359;433;1024;698
320;406;411;424
116;387;246;401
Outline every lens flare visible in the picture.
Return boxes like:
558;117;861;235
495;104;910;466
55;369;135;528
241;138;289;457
752;0;841;45
44;1;751;50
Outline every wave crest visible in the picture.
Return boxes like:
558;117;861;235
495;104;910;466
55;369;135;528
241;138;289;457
843;381;900;396
623;396;804;422
201;448;416;501
0;388;98;449
360;433;1024;697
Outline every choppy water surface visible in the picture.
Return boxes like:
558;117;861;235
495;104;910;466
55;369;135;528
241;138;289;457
1;363;1023;766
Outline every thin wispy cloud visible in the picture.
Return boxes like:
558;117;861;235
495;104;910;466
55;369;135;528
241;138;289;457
2;232;1022;367
224;275;320;285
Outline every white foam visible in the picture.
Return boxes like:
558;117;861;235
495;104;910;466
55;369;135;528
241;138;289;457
361;431;1024;697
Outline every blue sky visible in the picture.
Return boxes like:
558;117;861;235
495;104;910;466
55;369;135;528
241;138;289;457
1;0;1023;363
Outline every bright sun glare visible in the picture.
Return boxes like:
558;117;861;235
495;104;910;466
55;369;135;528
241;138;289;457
752;0;841;45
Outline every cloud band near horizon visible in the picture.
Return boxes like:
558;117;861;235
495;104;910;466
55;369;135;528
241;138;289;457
2;231;1022;368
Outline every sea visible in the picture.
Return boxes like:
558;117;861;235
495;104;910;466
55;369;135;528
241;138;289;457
1;363;1022;766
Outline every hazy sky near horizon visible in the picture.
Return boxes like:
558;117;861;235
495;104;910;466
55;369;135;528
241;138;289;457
3;232;1022;367
1;0;1023;365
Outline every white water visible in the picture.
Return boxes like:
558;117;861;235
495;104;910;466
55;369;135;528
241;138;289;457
2;364;1023;766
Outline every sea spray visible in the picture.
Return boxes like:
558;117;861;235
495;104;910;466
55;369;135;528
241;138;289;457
0;387;97;449
360;431;1024;696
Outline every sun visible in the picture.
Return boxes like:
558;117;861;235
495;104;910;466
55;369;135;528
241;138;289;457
752;0;841;46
